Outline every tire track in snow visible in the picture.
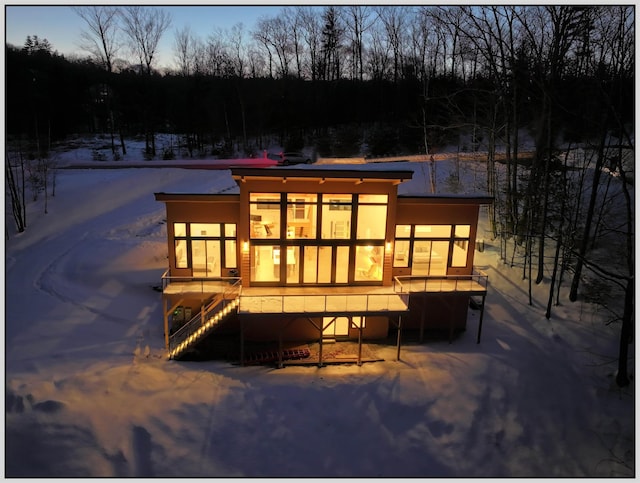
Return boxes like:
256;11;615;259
33;231;135;326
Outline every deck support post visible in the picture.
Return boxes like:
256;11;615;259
278;333;284;369
163;295;170;350
165;298;185;350
419;296;426;343
476;294;487;344
357;318;363;366
240;318;245;367
396;315;403;361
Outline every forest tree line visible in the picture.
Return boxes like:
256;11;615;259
6;5;635;385
6;6;634;156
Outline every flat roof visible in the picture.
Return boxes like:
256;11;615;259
154;193;240;202
230;167;414;182
398;194;493;204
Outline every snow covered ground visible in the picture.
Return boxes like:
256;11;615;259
4;139;635;477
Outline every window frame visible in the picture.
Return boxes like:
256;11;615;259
173;222;237;272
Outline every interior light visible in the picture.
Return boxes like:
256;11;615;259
243;241;249;252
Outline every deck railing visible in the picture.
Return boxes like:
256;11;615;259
238;291;409;314
161;270;242;295
393;270;488;294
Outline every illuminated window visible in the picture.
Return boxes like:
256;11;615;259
356;194;387;240
173;222;237;275
175;239;188;268
354;244;383;281
321;194;352;239
415;225;451;238
286;194;317;239
250;193;281;239
395;225;411;238
393;239;410;267
452;224;470;267
174;222;186;237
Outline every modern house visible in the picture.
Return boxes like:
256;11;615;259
155;165;491;365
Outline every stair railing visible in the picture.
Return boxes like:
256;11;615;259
168;278;242;357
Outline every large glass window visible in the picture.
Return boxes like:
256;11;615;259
321;194;352;239
246;191;392;285
286;194;317;239
251;245;280;282
412;241;448;276
356;194;388;240
393;239;410;267
336;246;349;283
354;245;384;281
452;224;470;267
192;240;221;277
285;246;300;283
225;240;237;268
317;246;333;283
250;193;281;239
175;239;188;268
415;224;451;238
393;223;471;274
303;246;318;283
173;222;237;276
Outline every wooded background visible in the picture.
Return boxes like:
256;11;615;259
5;5;635;385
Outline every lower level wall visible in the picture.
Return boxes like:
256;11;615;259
215;314;390;342
403;294;470;330
167;294;471;342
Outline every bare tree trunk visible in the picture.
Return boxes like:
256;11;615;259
546;150;569;318
536;111;553;284
569;120;608;301
616;279;633;386
6;156;25;233
614;141;634;387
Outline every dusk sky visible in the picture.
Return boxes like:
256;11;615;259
4;3;325;69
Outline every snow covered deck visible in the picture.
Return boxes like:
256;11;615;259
160;272;488;317
237;286;410;316
393;273;488;296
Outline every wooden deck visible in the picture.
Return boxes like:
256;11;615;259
395;278;488;295
238;286;410;316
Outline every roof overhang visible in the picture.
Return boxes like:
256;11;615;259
398;194;494;205
154;193;240;202
230;167;413;185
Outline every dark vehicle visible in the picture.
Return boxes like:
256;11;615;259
269;151;312;166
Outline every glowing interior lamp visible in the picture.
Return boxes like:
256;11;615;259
386;241;392;252
243;241;249;252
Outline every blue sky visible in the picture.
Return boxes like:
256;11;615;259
4;4;298;69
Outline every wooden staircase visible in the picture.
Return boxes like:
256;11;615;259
168;296;239;360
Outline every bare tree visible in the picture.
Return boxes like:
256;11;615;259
204;30;232;77
253;16;276;78
568;6;632;303
376;6;408;82
173;25;194;76
297;7;322;80
227;23;247;78
6;152;26;233
342;6;375;81
320;6;344;81
254;14;292;78
119;6;172;157
74;6;121;73
74;6;126;156
119;6;172;75
367;23;392;80
284;7;305;79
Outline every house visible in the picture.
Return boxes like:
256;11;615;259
154;165;492;365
